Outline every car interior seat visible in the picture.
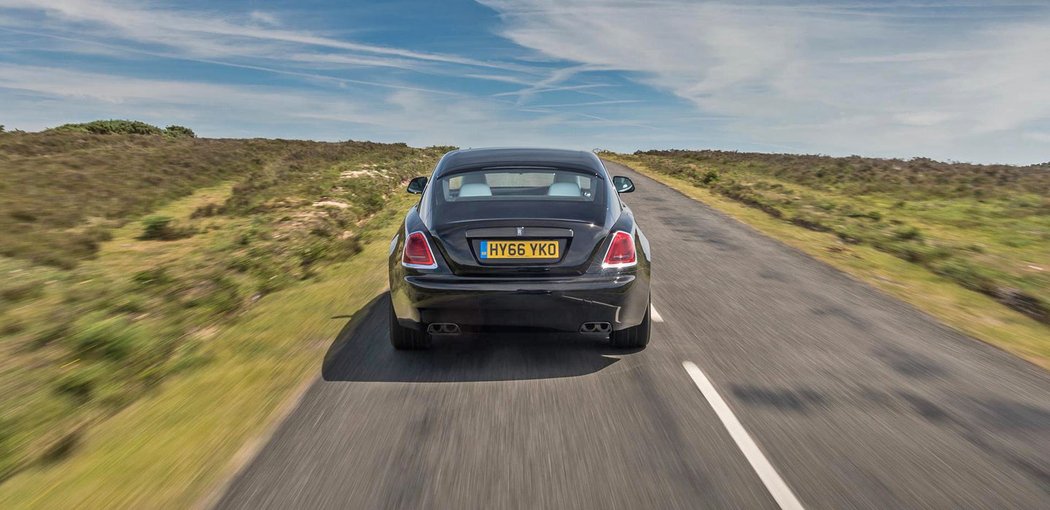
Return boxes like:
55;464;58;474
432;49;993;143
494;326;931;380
548;173;582;197
459;173;492;197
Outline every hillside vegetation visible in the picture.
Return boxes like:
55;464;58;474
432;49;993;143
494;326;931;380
0;124;448;484
609;146;1050;367
3;123;1046;507
606;150;1049;363
46;120;197;138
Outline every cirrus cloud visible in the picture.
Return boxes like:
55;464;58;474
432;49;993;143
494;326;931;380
479;0;1050;163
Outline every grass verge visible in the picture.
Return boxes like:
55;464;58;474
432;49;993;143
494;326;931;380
0;193;416;509
1;128;445;483
605;154;1050;369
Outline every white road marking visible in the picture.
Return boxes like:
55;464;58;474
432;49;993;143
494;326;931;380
650;304;664;322
682;361;805;510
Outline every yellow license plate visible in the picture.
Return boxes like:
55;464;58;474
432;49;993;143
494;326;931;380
480;240;559;259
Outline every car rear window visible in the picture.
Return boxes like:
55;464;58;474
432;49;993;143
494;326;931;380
438;167;599;202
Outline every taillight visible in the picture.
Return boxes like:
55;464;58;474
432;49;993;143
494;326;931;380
402;231;437;269
602;230;637;269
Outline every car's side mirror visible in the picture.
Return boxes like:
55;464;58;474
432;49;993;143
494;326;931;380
613;176;635;193
407;176;428;194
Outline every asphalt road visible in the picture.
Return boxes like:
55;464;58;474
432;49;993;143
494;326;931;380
216;161;1050;509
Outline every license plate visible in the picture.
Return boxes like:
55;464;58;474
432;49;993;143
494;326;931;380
479;240;559;259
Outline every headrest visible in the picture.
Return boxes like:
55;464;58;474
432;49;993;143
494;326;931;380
459;183;492;197
547;182;581;197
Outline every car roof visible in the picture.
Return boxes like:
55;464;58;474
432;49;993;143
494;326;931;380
434;148;605;177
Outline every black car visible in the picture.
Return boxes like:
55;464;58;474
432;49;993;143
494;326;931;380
387;148;651;350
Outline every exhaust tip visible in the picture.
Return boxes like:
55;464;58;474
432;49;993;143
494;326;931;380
579;322;612;334
427;323;461;335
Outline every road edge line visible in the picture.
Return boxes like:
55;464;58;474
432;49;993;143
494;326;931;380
193;373;320;510
682;361;805;510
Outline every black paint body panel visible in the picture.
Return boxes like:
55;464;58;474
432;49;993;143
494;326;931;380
388;148;651;332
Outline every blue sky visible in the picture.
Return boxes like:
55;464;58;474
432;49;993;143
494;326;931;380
1;1;1048;164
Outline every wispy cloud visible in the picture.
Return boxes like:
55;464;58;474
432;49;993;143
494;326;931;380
491;83;613;99
0;25;467;96
499;64;595;105
0;62;637;149
0;0;531;72
479;0;1050;163
248;11;281;27
528;99;643;108
1;0;1048;163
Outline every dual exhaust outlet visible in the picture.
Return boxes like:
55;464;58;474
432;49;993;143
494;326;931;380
427;323;461;335
579;322;612;334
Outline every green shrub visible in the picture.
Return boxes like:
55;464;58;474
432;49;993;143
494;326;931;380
41;429;80;464
140;215;192;240
892;225;923;241
163;125;196;138
113;294;148;313
132;267;173;286
66;226;113;259
875;239;949;264
931;259;997;293
49;120;163;136
834;225;865;244
9;210;36;222
1;280;43;303
55;364;107;401
844;207;881;221
67;315;146;362
343;179;387;216
332;235;363;260
309;224;335;238
1;317;25;335
141;215;175;240
255;272;294;295
183;275;244;314
32;322;69;349
993;288;1048;324
910;244;950;263
790;214;831;232
190;202;224;218
1002;237;1032;248
713;181;783;217
298;241;330;267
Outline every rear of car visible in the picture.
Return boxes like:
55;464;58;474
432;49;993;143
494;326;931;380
388;148;651;349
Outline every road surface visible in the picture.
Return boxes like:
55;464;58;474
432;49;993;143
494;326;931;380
216;160;1050;509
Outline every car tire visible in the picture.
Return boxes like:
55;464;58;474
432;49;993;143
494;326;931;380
389;301;431;350
610;296;651;349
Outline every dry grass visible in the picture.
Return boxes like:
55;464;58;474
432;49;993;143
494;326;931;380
0;196;416;509
604;152;1050;367
608;150;1050;324
0;128;447;485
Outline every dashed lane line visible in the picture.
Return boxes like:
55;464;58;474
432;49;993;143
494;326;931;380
682;361;805;510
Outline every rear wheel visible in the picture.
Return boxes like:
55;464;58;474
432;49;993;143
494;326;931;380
610;297;651;349
389;301;430;350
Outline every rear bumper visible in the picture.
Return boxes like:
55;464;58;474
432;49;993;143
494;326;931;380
391;273;649;332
